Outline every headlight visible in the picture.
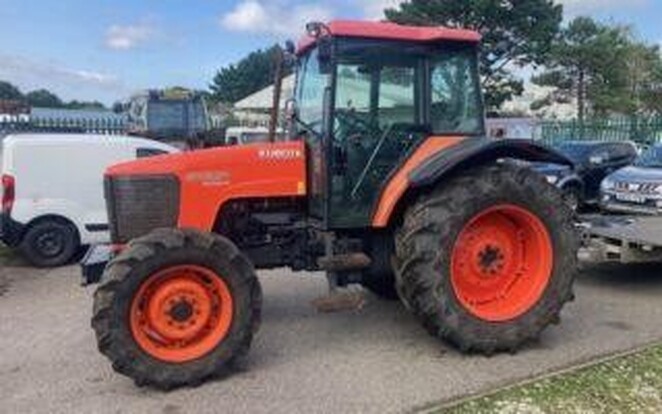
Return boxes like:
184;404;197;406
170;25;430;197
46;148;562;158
545;175;558;184
601;178;615;191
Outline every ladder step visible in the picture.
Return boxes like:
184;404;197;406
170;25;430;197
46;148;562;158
318;253;372;272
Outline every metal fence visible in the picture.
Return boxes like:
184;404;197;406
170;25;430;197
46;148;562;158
538;116;662;146
0;116;127;138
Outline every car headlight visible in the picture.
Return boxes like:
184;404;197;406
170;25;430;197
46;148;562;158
545;175;558;184
601;178;615;191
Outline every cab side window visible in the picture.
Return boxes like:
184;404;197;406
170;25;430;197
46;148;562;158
137;148;169;158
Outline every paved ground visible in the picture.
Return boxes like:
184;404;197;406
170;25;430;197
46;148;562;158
2;262;662;414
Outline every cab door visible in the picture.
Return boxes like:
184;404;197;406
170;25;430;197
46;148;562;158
327;57;423;228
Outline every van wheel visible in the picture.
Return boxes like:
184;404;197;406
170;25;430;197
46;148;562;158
20;219;79;267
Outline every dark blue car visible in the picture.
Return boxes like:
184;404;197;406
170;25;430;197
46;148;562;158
533;141;638;210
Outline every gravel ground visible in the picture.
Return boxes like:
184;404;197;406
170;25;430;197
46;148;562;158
1;262;662;414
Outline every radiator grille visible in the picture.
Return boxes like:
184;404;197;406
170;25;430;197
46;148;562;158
105;175;180;243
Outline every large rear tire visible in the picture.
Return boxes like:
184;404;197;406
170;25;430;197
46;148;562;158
395;164;577;354
92;228;261;389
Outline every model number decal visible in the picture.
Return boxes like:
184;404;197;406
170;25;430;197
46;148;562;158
258;149;303;160
185;171;231;186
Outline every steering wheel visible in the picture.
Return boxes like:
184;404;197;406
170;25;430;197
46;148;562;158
334;109;376;141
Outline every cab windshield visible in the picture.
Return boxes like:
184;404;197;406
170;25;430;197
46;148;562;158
294;39;484;137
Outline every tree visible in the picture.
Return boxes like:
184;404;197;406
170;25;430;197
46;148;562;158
0;80;23;101
385;0;563;112
210;45;293;104
25;89;64;108
65;100;106;110
531;17;660;120
625;43;662;116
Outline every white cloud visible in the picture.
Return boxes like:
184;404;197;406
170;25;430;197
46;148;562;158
220;0;334;37
0;54;125;103
105;23;156;50
358;0;402;19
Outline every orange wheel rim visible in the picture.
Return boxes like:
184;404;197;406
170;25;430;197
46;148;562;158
130;265;234;363
450;204;553;322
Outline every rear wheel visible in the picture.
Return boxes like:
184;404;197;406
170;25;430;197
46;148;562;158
395;164;577;354
19;219;79;267
92;228;261;389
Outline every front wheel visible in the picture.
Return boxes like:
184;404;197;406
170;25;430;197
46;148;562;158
92;228;262;389
395;164;577;354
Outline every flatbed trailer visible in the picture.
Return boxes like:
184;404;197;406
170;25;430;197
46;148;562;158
579;214;662;264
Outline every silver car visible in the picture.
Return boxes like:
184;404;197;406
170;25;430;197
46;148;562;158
601;145;662;214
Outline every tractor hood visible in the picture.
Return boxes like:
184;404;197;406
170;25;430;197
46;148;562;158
106;141;306;179
105;141;307;231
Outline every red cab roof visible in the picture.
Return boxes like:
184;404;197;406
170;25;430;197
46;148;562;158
297;20;481;54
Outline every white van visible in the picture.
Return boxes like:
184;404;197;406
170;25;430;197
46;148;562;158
0;134;178;267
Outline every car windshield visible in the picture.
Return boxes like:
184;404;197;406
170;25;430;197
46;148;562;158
148;101;207;132
635;146;662;168
553;143;595;163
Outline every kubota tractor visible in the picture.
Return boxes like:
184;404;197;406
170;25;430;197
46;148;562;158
86;20;577;389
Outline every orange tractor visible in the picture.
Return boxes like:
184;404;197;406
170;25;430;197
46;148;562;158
86;20;577;389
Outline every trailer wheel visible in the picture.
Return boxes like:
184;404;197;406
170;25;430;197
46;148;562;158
19;218;79;267
395;164;577;354
92;228;261;389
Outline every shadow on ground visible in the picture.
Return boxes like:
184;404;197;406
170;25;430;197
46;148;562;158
579;262;662;289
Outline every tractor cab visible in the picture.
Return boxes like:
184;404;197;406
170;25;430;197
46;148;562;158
291;21;484;228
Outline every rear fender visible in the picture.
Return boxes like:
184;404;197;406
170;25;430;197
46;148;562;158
372;138;573;227
410;138;572;187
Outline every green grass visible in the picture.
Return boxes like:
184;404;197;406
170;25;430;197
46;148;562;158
437;344;662;414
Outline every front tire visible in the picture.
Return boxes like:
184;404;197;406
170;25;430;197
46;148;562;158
92;228;262;389
395;164;577;354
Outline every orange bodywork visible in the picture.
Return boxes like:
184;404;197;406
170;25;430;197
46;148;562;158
106;141;307;231
371;136;465;227
107;137;467;231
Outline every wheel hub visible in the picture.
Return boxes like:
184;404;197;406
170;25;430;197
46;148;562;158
477;245;505;275
130;265;234;363
169;301;194;322
450;205;554;322
36;231;64;257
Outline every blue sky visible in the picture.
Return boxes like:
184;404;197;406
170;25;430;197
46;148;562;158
0;0;660;105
